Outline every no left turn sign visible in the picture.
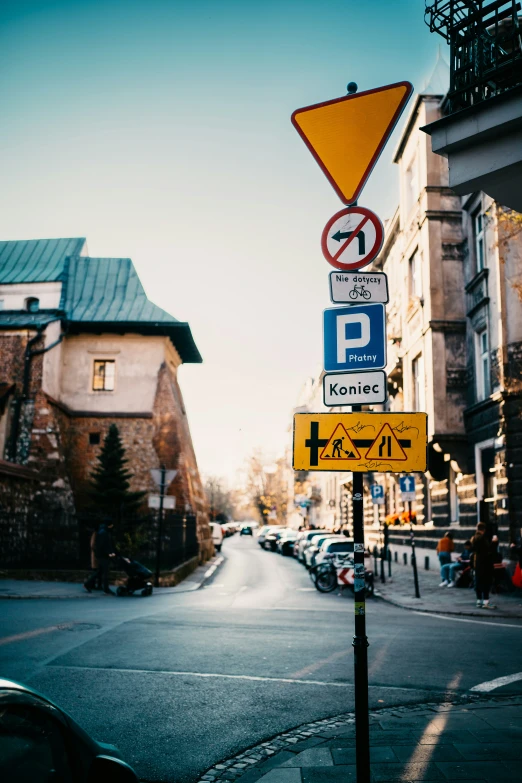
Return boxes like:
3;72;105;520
321;206;384;271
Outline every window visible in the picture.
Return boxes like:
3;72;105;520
412;354;423;411
89;432;101;445
475;327;490;401
25;297;39;313
473;209;487;272
404;154;418;216
409;250;422;299
0;299;4;310
92;360;115;391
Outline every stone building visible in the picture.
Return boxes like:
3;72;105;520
0;237;213;566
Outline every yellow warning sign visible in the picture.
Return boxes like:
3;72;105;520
320;424;360;461
291;81;413;205
293;412;427;473
365;423;407;462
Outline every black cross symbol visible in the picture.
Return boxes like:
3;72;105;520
305;421;328;466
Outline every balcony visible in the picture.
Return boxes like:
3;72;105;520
422;1;522;211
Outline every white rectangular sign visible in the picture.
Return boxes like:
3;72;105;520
148;495;176;510
323;370;387;406
329;270;389;304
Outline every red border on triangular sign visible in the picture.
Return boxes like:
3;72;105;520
365;423;407;461
320;424;361;461
291;81;413;205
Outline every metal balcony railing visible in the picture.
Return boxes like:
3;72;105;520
425;1;522;111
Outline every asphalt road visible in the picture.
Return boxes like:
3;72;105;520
1;534;522;782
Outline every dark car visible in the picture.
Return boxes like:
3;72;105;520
240;525;253;536
277;531;298;556
0;678;138;782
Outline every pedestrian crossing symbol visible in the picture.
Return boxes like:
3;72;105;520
320;424;360;460
365;423;407;461
293;412;427;473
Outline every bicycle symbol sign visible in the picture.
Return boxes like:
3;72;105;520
329;270;389;304
321;206;384;271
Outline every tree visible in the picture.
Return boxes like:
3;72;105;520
88;424;146;522
204;476;236;522
245;451;287;525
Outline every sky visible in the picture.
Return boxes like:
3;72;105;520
0;0;448;484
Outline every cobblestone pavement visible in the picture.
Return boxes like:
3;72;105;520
373;558;522;619
196;695;522;783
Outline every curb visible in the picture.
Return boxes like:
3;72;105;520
0;556;225;600
373;591;522;620
196;693;522;783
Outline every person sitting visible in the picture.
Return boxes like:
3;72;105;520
437;531;454;585
440;540;472;587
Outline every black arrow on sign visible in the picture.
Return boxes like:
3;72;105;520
332;229;366;255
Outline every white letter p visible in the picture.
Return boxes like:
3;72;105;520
336;313;370;363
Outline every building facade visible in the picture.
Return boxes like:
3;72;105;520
0;238;213;566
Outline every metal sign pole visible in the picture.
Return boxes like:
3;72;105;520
154;465;166;588
351;403;370;783
409;500;421;599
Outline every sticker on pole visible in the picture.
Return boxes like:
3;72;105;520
321;207;384;271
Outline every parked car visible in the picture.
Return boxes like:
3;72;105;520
277;530;298;556
0;678;139;782
304;534;345;569
240;525;253;536
296;530;327;562
314;537;355;567
209;521;224;552
256;526;276;547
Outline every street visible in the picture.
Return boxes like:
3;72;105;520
1;534;522;782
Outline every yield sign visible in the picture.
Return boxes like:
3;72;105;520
291;81;413;204
366;424;407;461
319;424;360;461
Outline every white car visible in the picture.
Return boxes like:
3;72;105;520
314;538;355;567
210;522;223;552
297;530;327;562
304;534;345;568
256;525;276;547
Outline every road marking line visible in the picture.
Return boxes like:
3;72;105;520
0;623;74;646
411;611;522;630
48;664;437;692
470;672;522;693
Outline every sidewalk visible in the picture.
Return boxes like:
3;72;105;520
198;695;522;783
0;555;223;599
373;559;522;619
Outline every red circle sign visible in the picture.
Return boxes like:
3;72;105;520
321;206;384;271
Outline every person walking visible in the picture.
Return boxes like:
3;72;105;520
437;531;454;585
84;521;117;594
471;521;496;608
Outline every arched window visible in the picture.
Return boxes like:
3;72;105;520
25;297;40;313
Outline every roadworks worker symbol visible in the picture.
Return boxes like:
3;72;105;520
365;423;407;461
293;412;427;473
320;424;360;460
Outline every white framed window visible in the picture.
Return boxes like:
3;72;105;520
412;353;423;411
409;250;422;299
473;209;487;272
404;153;418;217
92;359;115;391
475;327;490;401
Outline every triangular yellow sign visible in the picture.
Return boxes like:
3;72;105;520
320;424;360;461
365;423;407;461
291;81;413;204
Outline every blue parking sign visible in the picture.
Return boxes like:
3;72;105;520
370;485;385;505
323;304;386;372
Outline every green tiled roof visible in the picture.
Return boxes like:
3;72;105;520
64;256;202;363
0;238;86;283
0;239;202;363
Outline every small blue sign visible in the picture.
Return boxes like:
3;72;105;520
323;303;386;372
370;485;384;501
399;475;415;496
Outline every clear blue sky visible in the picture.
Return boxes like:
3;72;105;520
0;0;447;483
